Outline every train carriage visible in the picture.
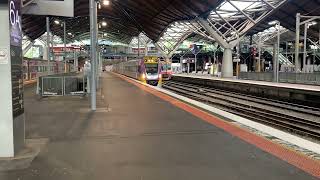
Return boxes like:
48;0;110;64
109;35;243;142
113;56;162;86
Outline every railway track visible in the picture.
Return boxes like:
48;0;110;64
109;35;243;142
162;81;320;140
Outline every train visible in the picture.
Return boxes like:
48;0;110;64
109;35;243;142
23;58;74;81
112;56;162;86
160;59;172;80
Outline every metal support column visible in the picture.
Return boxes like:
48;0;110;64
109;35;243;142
194;55;197;73
138;35;140;57
273;44;277;82
276;22;280;82
63;21;67;73
222;48;233;78
145;43;148;56
89;0;97;111
73;51;77;72
303;23;308;73
257;36;261;72
46;17;50;74
295;13;300;72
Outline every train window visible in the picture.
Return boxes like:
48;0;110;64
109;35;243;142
145;64;158;74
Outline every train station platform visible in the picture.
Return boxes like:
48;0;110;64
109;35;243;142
172;74;320;107
173;73;320;92
1;72;319;179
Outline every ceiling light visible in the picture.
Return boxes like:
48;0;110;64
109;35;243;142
268;20;279;26
308;21;317;28
102;0;110;6
68;32;72;36
54;20;60;25
101;21;107;27
98;3;101;9
104;33;108;36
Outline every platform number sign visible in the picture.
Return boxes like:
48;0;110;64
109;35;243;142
9;0;22;47
8;0;24;118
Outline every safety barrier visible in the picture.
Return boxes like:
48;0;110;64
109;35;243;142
37;73;87;96
239;72;320;85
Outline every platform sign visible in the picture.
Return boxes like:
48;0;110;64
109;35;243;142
9;0;24;118
0;0;24;157
190;44;202;55
9;0;22;47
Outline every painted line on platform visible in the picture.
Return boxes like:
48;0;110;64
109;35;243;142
111;72;320;178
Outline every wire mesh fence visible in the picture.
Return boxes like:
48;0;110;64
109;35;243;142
38;73;87;96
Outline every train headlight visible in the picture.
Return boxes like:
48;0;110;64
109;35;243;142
142;73;146;79
158;74;162;79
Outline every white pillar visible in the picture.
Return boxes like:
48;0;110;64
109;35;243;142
273;44;277;82
303;23;308;73
89;0;97;110
295;13;301;72
0;0;25;157
46;17;50;73
222;48;233;78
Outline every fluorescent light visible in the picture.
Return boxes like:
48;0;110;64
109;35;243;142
104;33;108;36
54;20;60;25
268;20;279;26
101;21;107;27
98;3;101;9
102;0;110;6
68;32;72;36
308;21;317;28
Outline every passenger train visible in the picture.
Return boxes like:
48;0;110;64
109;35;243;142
23;58;74;81
112;56;162;86
160;59;172;80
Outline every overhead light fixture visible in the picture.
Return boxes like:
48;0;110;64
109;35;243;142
68;32;72;36
54;20;60;25
104;33;108;37
308;21;317;28
98;3;101;9
102;0;110;6
268;20;279;26
101;21;107;27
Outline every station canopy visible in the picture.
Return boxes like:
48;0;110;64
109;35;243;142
22;0;320;49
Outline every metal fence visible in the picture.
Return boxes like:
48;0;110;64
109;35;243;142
38;73;87;96
239;72;320;85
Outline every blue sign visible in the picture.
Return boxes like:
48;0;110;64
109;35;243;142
191;44;201;55
9;0;22;47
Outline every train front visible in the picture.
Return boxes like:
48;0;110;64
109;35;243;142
142;56;162;86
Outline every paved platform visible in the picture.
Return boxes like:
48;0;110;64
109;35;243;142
174;73;320;92
0;72;318;180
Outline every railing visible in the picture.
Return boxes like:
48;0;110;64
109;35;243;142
37;73;87;96
239;72;320;85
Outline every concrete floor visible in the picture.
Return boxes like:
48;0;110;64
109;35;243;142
0;73;317;180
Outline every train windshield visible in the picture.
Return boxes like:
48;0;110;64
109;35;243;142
145;64;158;74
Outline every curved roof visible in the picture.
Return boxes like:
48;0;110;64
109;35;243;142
248;0;320;39
22;0;320;46
22;0;223;42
